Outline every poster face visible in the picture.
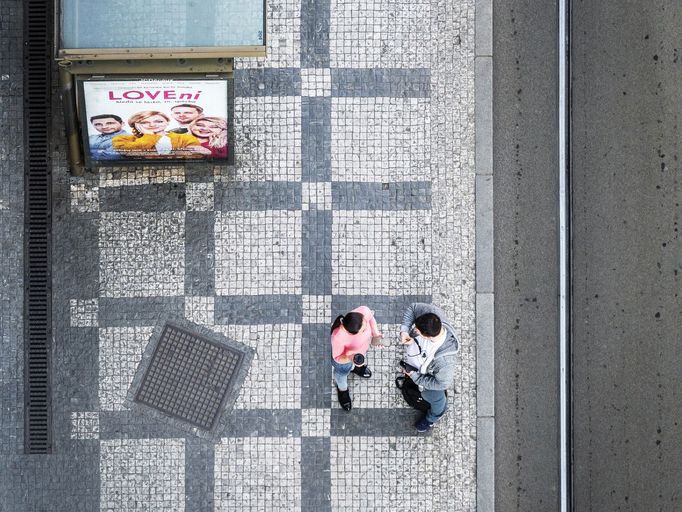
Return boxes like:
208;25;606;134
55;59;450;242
81;78;228;164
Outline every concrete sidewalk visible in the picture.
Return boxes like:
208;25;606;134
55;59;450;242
0;0;482;509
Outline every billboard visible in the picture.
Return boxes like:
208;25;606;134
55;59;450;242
79;77;228;165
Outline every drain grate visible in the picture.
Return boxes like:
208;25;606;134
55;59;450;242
23;0;53;454
134;323;246;431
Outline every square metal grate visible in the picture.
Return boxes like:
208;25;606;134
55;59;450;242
134;323;245;430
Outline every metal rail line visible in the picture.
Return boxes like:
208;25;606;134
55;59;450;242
559;0;572;509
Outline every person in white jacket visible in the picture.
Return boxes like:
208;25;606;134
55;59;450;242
399;303;460;432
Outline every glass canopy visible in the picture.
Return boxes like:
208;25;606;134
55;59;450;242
60;0;264;50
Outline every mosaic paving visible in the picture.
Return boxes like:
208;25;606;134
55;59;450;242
0;0;476;509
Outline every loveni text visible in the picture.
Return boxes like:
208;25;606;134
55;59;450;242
107;90;202;101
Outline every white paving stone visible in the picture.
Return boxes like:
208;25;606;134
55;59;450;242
301;68;332;97
302;408;331;437
215;324;301;410
330;0;431;68
214;437;301;511
332;210;432;296
70;183;99;213
215;210;302;295
100;438;185;511
98;327;154;411
427;0;477;509
302;294;332;324
184;295;215;326
70;298;98;327
331;436;441;511
331;97;431;182
302;182;332;211
99;212;185;298
185;182;214;211
70;412;100;440
231;96;302;181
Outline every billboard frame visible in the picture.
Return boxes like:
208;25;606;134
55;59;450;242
75;74;231;169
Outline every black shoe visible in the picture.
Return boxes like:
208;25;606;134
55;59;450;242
337;388;352;411
351;365;372;379
415;416;434;433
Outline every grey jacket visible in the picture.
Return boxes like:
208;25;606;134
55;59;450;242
399;302;460;391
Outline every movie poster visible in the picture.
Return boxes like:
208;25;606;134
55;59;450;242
81;78;228;164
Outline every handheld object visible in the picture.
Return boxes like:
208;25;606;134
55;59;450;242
399;360;419;373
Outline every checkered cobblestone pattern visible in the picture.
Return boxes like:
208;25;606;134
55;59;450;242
1;0;475;508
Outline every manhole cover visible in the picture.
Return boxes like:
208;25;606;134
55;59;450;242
134;322;245;431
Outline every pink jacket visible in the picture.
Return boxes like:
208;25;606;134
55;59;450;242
331;306;380;363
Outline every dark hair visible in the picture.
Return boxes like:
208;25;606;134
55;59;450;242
330;312;364;334
171;103;204;113
90;114;122;123
414;313;442;337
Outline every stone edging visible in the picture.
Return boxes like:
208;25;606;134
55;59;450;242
474;0;494;510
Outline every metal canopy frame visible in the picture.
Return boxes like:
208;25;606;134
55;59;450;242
54;0;267;62
58;46;266;61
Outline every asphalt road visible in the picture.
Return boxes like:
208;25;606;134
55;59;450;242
571;2;682;510
493;0;561;510
495;1;682;510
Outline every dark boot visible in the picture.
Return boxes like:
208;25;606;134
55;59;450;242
337;388;352;411
351;364;372;379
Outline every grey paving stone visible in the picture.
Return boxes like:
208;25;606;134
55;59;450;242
185;211;215;295
301;97;332;181
302;210;332;295
331;69;431;98
300;0;330;68
53;213;99;298
214;181;301;211
99;410;190;439
98;297;185;327
301;324;333;408
331;295;432;324
99;183;186;211
301;437;332;511
56;327;99;410
214;295;302;324
4;446;100;512
330;408;424;436
332;181;432;210
185;437;215;512
220;409;303;437
100;409;303;438
184;161;221;183
234;68;302;96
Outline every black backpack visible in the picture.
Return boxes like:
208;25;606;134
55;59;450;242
395;376;431;412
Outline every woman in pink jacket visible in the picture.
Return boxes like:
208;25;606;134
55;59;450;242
330;306;383;411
